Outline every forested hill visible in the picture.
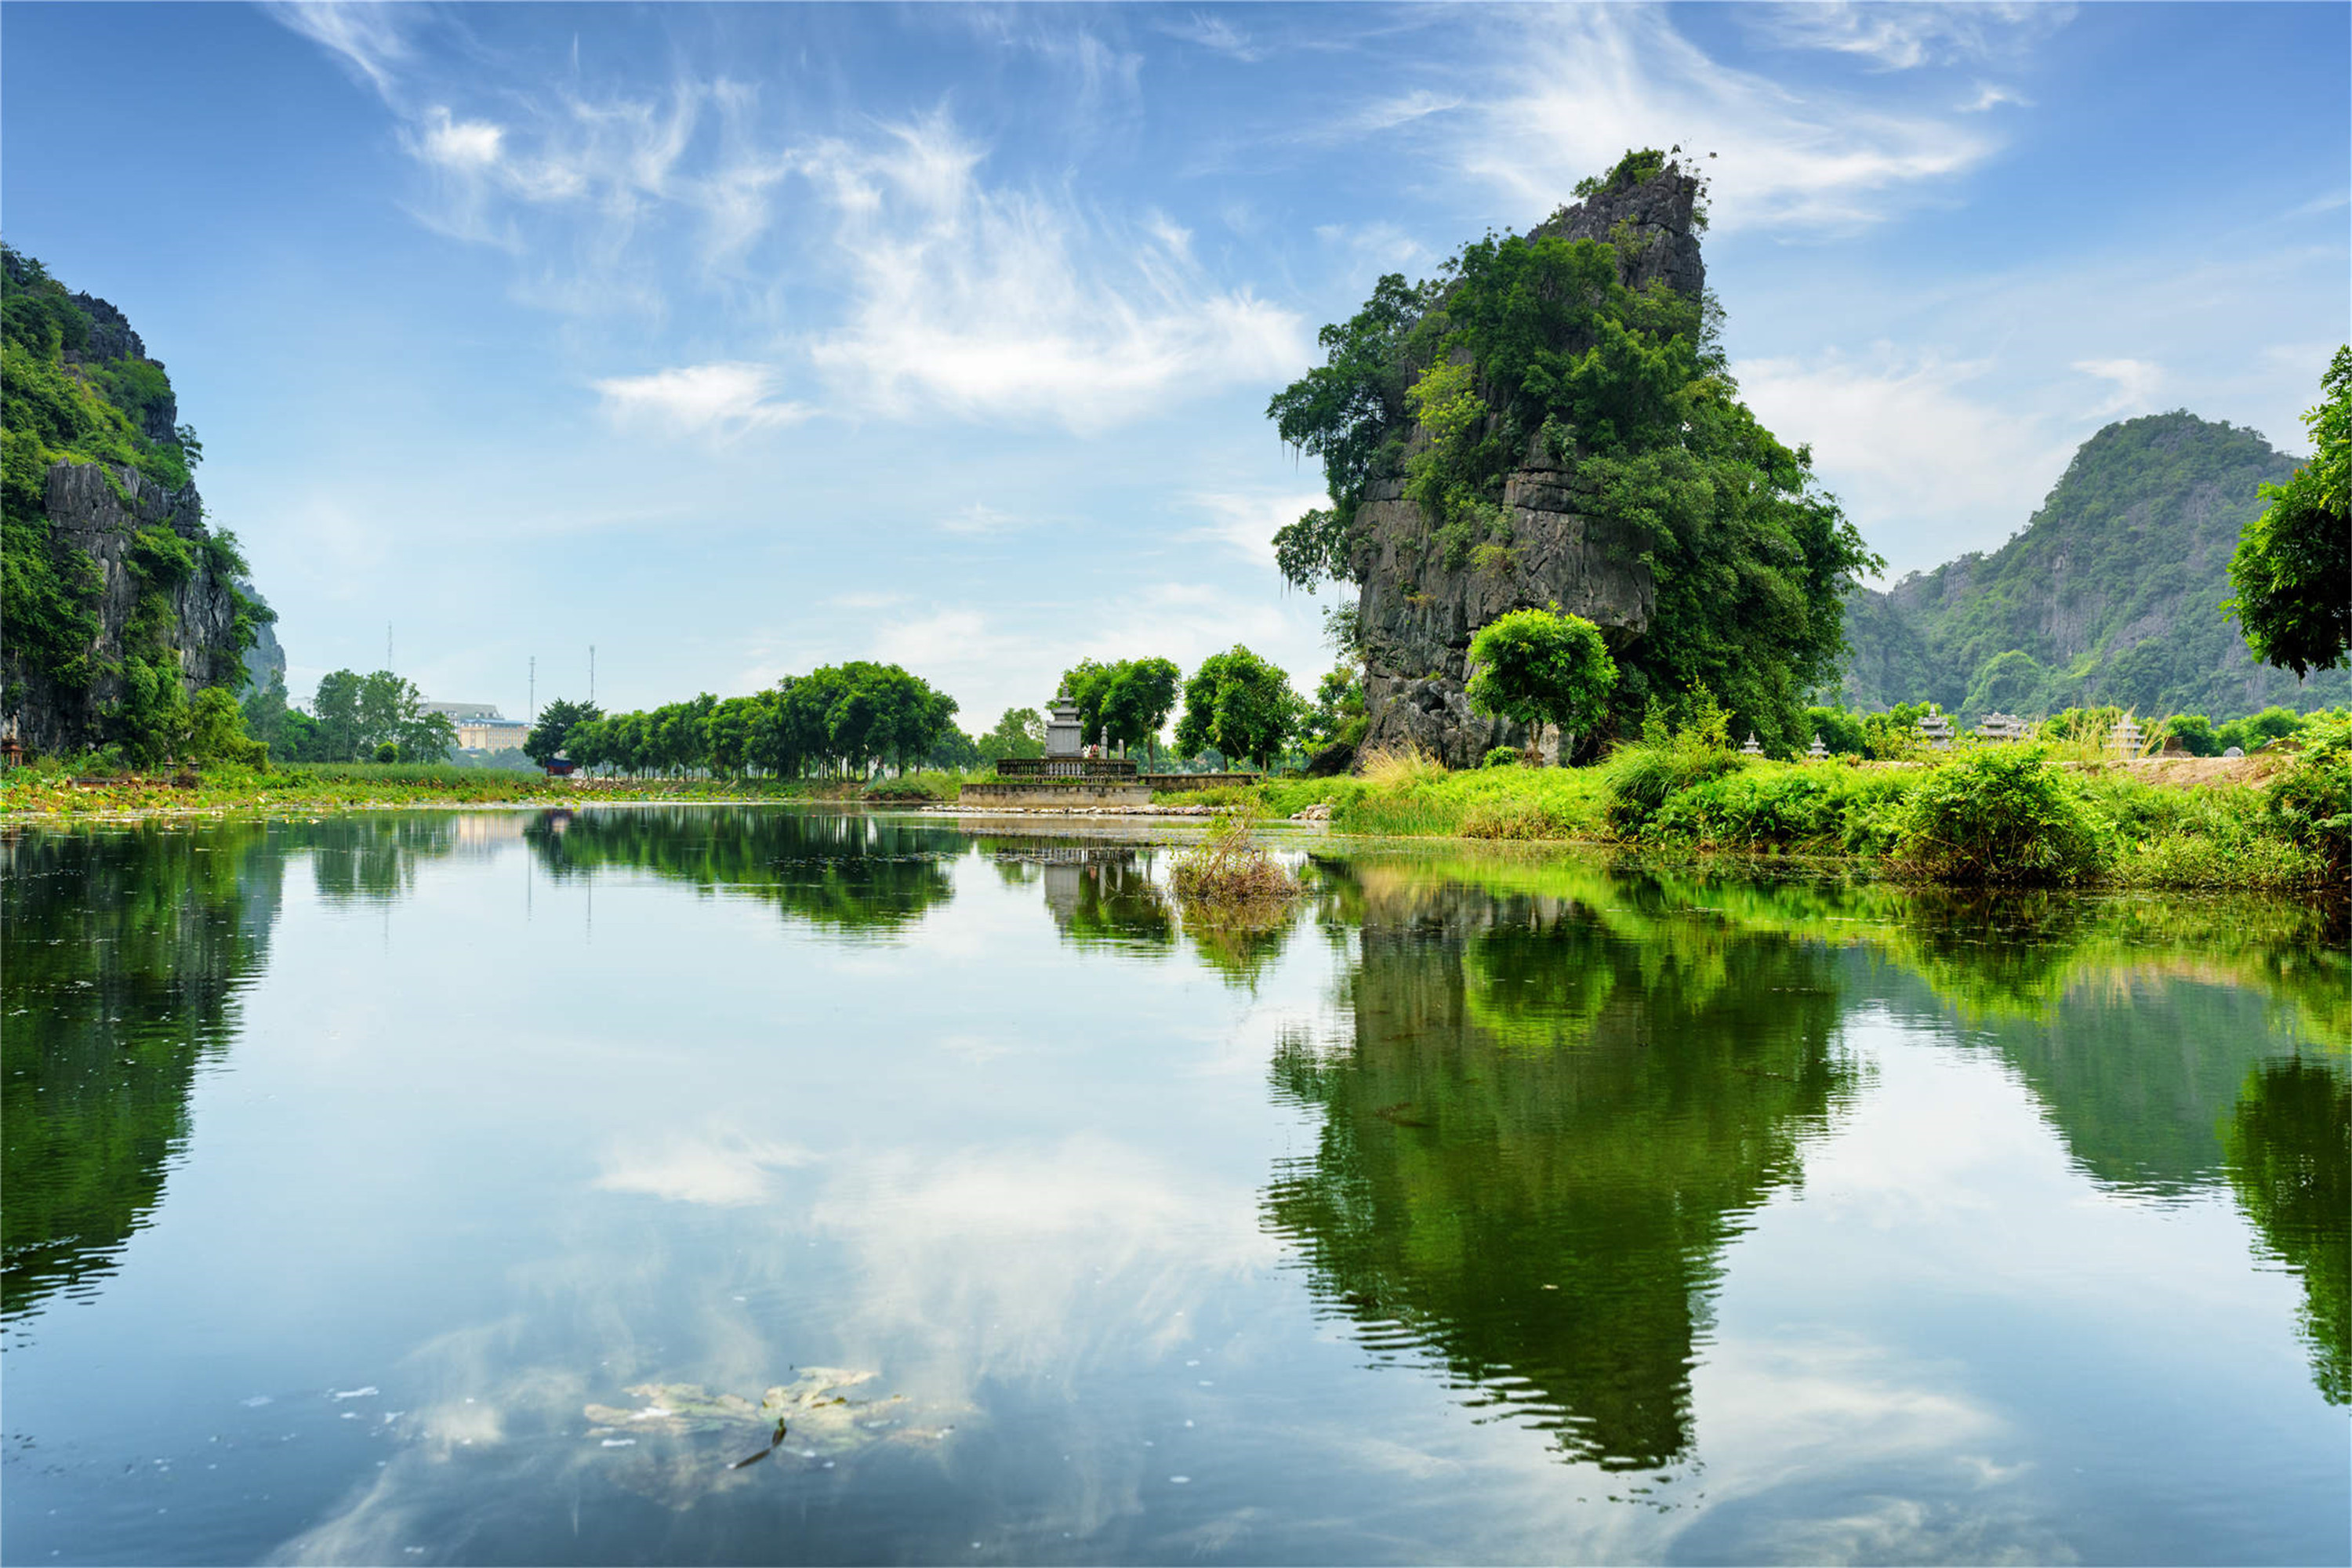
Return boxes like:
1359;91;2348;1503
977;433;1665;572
1839;411;2344;720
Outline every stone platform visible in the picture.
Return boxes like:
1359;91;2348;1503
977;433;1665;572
956;779;1152;809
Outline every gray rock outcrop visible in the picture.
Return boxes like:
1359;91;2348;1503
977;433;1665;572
1351;167;1703;768
1;461;249;756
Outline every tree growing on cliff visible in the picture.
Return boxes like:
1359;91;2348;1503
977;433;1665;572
1466;608;1617;764
2227;345;2350;677
1264;155;1876;752
1175;647;1302;771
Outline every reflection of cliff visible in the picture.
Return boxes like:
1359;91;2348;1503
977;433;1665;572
2224;1058;2350;1406
1859;955;2309;1197
1;823;282;1322
525;808;956;935
1263;873;1850;1471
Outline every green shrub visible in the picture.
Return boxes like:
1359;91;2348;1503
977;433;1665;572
2264;711;2352;880
1482;746;1522;768
1599;697;1744;833
1895;746;2109;885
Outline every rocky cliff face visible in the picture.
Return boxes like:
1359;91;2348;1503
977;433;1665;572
1;461;246;756
1353;171;1704;766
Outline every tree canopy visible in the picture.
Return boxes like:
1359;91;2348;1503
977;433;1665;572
2229;346;2350;678
1265;156;1875;750
561;662;960;779
1466;608;1617;762
1174;645;1301;771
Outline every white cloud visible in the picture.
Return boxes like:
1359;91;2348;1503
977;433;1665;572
1186;490;1329;567
590;361;813;436
1733;350;2078;575
2286;190;2350;220
1958;82;2031;113
1156;12;1265;63
2070;357;2164;417
267;0;413;99
1459;8;1998;234
1352;89;1462;133
592;1131;815;1207
802;113;1311;430
1746;3;2075;71
418;106;504;169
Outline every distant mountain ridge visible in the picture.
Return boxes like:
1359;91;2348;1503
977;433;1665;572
1838;411;2345;720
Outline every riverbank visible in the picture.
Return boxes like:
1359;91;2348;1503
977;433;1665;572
1173;732;2348;895
0;763;852;820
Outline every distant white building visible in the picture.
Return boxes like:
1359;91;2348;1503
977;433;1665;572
423;702;529;752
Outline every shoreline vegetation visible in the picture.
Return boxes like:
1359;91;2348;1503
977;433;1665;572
5;713;2345;898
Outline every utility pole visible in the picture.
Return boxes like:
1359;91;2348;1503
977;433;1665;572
590;645;596;706
386;623;394;674
528;656;535;725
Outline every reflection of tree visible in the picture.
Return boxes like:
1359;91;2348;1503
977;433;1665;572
524;808;956;935
1264;872;1850;1472
2224;1058;2350;1405
2;823;282;1323
306;814;463;903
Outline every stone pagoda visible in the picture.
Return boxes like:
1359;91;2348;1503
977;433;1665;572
956;686;1149;811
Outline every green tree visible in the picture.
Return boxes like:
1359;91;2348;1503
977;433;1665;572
1803;705;1868;757
976;706;1046;763
1096;657;1183;761
1465;608;1618;764
524;696;601;768
2161;713;2219;757
1174;646;1301;771
1306;665;1367;750
2228;346;2350;677
1265;158;1875;750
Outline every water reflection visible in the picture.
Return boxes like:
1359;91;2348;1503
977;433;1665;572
1263;865;1855;1472
2225;1058;2351;1404
975;840;1176;953
1;823;282;1323
523;807;960;936
1263;855;2352;1437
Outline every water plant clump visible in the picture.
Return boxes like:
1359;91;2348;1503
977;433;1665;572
1171;810;1301;909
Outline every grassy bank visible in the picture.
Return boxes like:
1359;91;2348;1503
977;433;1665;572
1181;718;2351;894
0;760;877;819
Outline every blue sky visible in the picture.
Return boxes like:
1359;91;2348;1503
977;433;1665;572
5;3;2345;728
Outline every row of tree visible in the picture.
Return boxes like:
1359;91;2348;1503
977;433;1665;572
512;647;1340;779
524;661;960;779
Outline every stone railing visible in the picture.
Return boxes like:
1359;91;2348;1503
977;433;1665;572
993;757;1139;780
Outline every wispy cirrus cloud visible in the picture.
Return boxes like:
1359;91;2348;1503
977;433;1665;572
266;0;416;99
1744;2;2075;71
1155;12;1265;64
2071;357;2165;418
800;113;1309;431
1457;8;2001;234
591;362;812;436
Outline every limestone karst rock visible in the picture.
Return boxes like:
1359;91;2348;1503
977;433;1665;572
1350;169;1705;767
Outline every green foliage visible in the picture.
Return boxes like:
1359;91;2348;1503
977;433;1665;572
1804;705;1868;757
1174;645;1302;771
1597;695;1743;832
1465;607;1617;761
2163;713;2219;756
1306;666;1368;751
975;706;1046;763
1060;655;1181;762
1482;746;1522;768
1572;147;1668;198
1894;745;2109;886
564;663;960;781
2263;711;2352;880
3;247;257;758
2228;346;2350;677
299;670;457;764
1845;411;2349;720
1268;157;1876;750
524;696;602;768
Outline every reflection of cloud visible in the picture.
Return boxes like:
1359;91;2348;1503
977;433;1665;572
810;1136;1277;1386
593;1131;815;1207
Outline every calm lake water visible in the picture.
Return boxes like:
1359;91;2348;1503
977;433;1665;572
3;806;2345;1566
